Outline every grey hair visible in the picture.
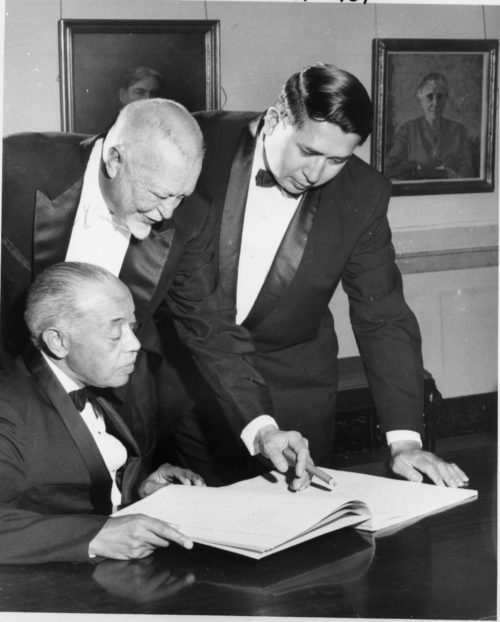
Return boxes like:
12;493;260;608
25;262;121;348
106;97;204;165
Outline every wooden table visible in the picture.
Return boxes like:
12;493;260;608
0;441;496;619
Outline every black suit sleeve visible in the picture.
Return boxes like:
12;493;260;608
0;398;107;564
1;136;35;367
341;182;425;436
160;196;273;437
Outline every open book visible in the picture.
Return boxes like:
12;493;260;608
114;467;477;559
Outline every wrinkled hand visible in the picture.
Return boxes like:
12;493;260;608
390;440;469;487
89;514;193;560
139;463;205;498
255;425;311;491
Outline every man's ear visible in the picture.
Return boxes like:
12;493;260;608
41;328;69;360
103;146;122;179
263;107;281;136
118;88;127;107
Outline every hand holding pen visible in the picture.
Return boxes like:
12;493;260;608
255;425;312;491
284;448;336;490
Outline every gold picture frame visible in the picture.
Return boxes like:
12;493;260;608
371;38;498;196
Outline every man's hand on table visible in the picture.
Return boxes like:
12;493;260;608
89;515;193;560
390;440;469;487
254;425;312;491
90;464;204;560
138;463;205;498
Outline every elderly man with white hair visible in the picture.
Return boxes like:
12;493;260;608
1;98;312;493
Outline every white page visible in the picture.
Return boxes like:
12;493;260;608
208;511;367;559
231;468;478;532
114;484;366;553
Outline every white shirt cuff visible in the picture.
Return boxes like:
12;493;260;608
240;415;278;455
386;430;422;447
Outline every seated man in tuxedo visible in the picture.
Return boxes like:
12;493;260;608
0;262;204;564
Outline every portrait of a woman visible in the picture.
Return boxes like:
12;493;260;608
385;72;474;180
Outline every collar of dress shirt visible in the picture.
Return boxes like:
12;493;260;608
252;131;267;179
75;139;129;234
42;351;83;394
251;132;300;202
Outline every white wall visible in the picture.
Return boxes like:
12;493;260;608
3;0;499;397
331;266;498;396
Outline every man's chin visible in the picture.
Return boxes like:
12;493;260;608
126;219;152;240
131;226;152;240
106;371;135;388
283;178;308;195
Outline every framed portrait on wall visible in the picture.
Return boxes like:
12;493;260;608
371;39;498;196
59;19;220;134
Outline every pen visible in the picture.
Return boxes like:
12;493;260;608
305;463;336;487
284;449;336;487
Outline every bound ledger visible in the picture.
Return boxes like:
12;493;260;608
114;467;477;559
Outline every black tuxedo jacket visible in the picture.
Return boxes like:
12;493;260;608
193;111;424;462
1;132;272;449
0;346;143;564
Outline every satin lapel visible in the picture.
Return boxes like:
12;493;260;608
33;135;95;276
95;396;141;457
94;396;142;505
22;345;113;514
243;187;321;331
33;181;83;276
119;224;175;324
218;119;261;299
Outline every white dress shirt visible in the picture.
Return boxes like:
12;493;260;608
236;133;301;324
65;139;130;276
42;354;127;509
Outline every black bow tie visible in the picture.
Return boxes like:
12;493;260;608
69;388;90;412
255;168;278;188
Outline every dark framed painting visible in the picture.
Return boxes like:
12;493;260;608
59;19;220;134
371;39;498;196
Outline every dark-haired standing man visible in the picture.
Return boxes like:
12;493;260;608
170;63;468;487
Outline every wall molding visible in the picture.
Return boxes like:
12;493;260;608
396;246;498;274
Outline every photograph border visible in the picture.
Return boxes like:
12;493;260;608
59;18;220;133
371;38;498;196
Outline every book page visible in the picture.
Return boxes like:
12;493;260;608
325;468;477;531
231;468;478;532
114;484;368;554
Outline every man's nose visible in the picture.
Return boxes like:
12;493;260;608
124;326;141;352
303;157;324;184
157;197;181;220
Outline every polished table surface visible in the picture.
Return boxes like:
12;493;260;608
0;440;497;619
